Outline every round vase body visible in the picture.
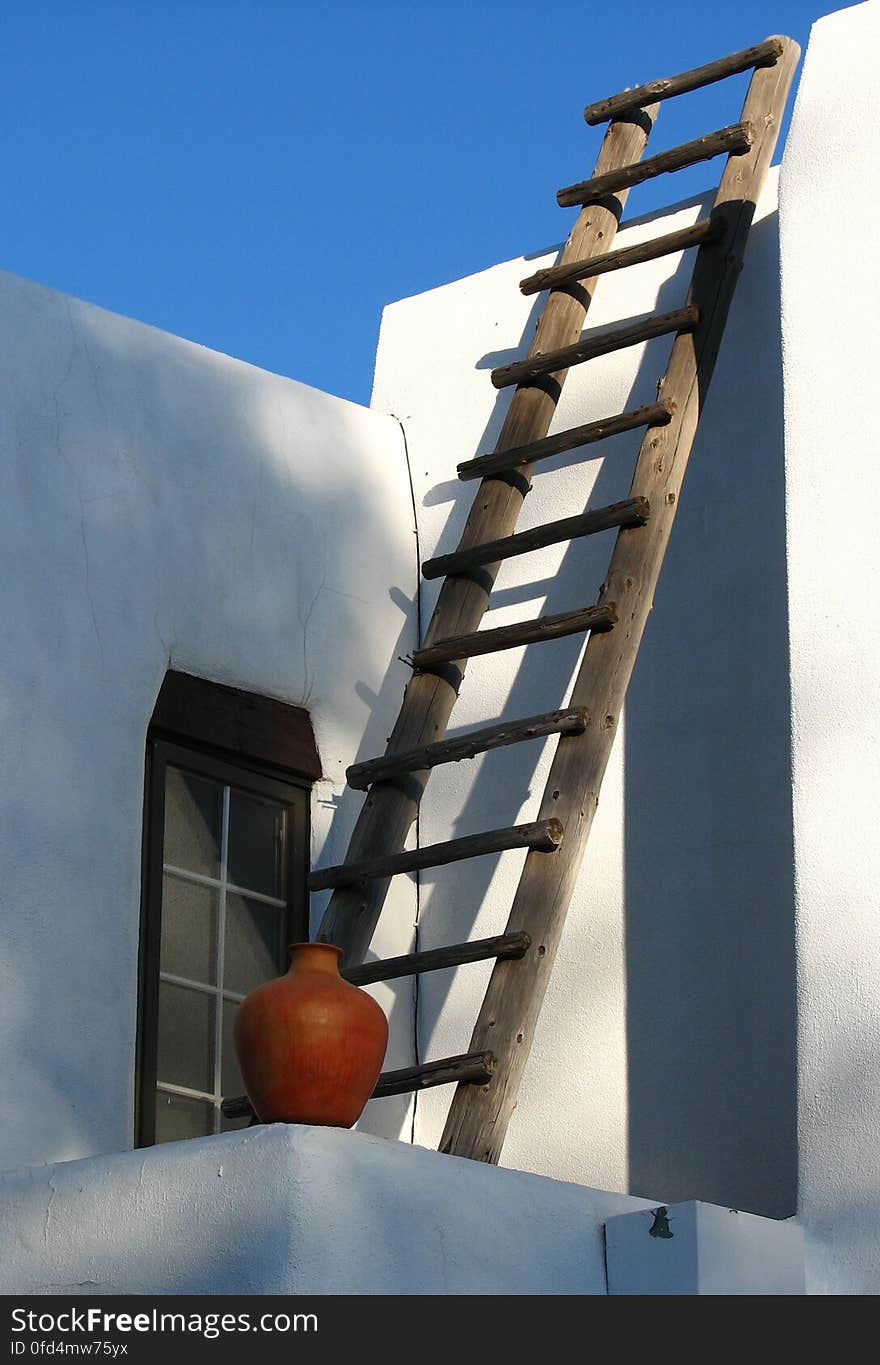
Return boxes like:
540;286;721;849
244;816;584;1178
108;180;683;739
233;943;388;1127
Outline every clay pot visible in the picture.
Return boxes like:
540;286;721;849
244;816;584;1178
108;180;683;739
233;942;388;1127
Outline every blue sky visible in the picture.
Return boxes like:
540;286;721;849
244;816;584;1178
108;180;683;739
1;1;834;405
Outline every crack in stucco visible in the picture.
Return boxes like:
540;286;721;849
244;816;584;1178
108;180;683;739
248;457;263;581
78;324;109;435
296;532;328;708
320;585;372;608
30;1281;106;1292
52;300;105;673
43;1178;58;1246
436;1219;450;1292
153;606;172;660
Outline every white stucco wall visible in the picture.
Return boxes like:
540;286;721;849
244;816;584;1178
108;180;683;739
0;1125;654;1295
779;0;880;1296
3;1;876;1299
0;270;419;1173
373;171;797;1218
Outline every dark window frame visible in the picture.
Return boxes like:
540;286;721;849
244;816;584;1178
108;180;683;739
136;672;319;1147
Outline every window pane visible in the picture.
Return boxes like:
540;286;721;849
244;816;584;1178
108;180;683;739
164;767;222;879
221;999;245;1100
155;1091;214;1144
227;789;285;897
224;893;280;995
160;875;217;984
157;981;214;1093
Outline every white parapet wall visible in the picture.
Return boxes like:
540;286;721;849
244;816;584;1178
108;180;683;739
0;269;419;1173
0;1126;655;1295
779;0;880;1296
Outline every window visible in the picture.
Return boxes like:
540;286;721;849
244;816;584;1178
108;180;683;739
137;673;319;1146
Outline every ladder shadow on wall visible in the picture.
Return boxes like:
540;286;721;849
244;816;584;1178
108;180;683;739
414;196;797;1218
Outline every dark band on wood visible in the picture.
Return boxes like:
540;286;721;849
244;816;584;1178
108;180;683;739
486;468;532;498
518;373;563;403
583;36;785;125
376;772;426;804
557;123;753;208
615;106;656;136
452;565;496;596
413;661;464;694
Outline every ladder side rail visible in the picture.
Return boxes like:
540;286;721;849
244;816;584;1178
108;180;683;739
317;108;659;964
440;39;800;1163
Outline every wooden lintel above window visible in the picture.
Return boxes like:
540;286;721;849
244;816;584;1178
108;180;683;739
151;671;321;781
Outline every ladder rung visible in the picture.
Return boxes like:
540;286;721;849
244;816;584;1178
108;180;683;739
221;1050;497;1119
348;708;588;791
457;401;672;482
520;218;721;296
373;1051;496;1097
422;497;649;582
583;36;785;125
492;306;698;391
345;931;531;985
412;603;617;669
557;123;753;208
308;819;563;892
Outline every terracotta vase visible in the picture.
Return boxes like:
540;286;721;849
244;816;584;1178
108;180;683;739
233;942;388;1127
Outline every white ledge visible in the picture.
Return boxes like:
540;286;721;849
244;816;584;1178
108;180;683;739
0;1125;655;1295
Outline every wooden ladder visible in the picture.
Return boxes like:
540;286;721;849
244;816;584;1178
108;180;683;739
225;37;800;1161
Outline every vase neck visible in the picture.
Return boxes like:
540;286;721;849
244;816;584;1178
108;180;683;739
288;942;343;975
